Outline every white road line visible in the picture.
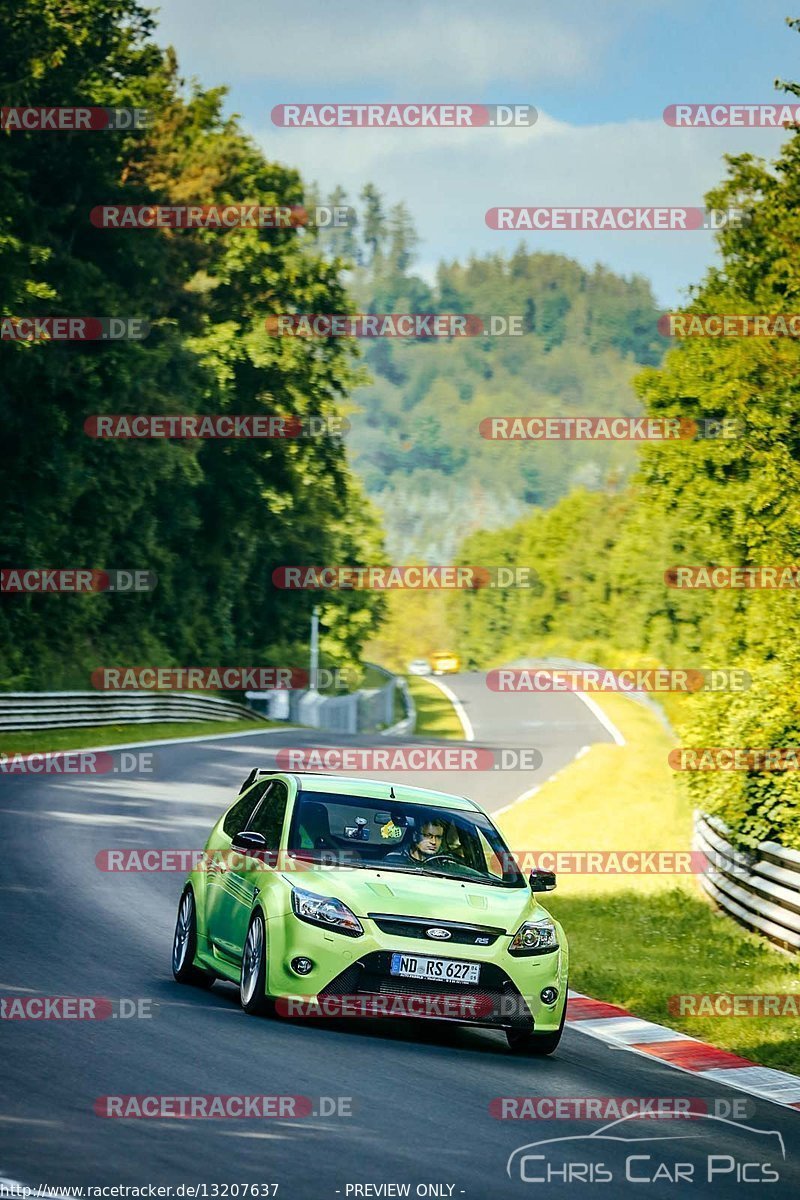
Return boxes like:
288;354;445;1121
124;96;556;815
493;784;540;819
573;691;626;746
493;742;590;818
422;677;474;741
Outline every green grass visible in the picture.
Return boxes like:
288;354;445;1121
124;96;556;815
550;888;800;1074
499;692;688;896
406;676;465;739
497;691;800;1073
0;717;277;755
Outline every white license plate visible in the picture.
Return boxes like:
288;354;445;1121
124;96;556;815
390;953;480;985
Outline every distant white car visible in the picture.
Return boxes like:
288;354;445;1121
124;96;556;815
407;658;432;676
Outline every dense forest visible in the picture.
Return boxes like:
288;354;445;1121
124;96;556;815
0;0;385;689
311;186;667;559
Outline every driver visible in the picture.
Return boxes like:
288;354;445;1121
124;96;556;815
383;814;445;866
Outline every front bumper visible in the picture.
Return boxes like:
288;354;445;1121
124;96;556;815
266;913;568;1031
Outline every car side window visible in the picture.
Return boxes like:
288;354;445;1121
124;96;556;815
222;780;272;838
248;781;289;850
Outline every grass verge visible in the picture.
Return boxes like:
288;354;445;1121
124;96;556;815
406;676;465;739
497;692;800;1074
0;717;277;755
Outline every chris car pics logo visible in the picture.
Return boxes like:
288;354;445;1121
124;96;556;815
506;1112;784;1185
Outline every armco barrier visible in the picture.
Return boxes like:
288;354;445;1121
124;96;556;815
0;691;268;732
246;665;404;735
694;812;800;953
385;677;416;736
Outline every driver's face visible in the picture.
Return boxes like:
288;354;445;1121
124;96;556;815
415;823;444;857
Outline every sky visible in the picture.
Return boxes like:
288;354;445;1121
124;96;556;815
152;0;799;306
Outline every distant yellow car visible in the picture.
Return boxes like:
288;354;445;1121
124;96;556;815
430;651;461;675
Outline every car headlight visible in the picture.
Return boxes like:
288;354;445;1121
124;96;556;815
508;919;558;956
291;887;363;938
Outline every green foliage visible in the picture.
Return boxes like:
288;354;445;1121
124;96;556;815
0;0;384;688
312;184;666;560
445;90;800;847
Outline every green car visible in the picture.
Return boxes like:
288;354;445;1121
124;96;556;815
172;770;569;1054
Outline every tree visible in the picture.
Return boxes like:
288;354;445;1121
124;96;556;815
359;182;386;265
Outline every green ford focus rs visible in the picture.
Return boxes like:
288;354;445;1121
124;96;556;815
172;770;569;1054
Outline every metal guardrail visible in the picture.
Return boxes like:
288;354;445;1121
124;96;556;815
246;665;404;735
386;677;416;736
0;691;268;732
694;812;800;953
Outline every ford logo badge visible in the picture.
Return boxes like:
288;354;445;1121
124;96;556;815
426;927;451;940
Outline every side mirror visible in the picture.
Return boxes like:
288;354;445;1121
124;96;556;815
529;868;556;893
231;830;267;852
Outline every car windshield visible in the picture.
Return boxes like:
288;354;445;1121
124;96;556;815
287;792;525;887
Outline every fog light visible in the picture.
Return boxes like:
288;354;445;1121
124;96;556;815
540;987;558;1005
291;957;314;976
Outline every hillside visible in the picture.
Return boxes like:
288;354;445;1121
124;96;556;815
314;188;667;560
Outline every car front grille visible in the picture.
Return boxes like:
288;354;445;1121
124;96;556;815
319;951;534;1029
367;913;505;946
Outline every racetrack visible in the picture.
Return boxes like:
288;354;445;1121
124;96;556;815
2;673;799;1198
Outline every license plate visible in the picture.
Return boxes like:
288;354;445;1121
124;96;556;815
390;953;480;985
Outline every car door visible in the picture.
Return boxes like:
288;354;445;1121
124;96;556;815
230;779;291;949
207;779;290;961
205;779;273;961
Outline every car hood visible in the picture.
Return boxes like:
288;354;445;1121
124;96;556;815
282;865;540;933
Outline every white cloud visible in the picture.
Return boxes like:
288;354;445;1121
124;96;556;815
254;113;786;306
155;0;601;87
152;0;789;303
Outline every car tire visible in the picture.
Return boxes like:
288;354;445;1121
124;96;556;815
240;910;275;1016
172;888;215;988
506;996;566;1056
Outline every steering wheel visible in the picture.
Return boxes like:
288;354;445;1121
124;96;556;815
419;852;487;880
420;853;463;869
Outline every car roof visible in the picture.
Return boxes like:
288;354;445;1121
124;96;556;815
243;769;479;811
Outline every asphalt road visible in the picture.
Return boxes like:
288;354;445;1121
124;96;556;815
2;673;799;1198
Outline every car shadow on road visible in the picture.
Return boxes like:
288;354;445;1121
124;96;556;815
159;971;534;1056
